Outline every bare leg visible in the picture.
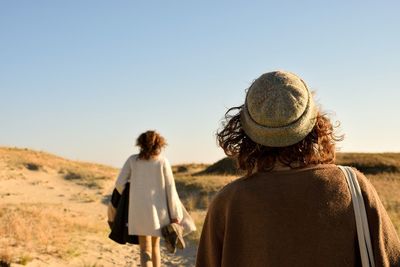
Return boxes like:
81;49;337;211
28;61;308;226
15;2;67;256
139;235;152;267
151;236;161;267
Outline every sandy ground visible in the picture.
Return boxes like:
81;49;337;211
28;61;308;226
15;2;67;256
0;162;197;267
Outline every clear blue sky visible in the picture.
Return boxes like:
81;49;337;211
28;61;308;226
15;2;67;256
1;1;400;167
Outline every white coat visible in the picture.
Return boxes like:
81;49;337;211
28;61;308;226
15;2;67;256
115;154;183;237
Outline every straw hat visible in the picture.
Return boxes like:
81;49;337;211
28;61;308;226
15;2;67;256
240;71;318;147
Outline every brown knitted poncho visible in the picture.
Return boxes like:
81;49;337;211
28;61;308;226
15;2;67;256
196;164;400;267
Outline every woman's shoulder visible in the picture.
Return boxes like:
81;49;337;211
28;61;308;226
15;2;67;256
134;154;170;166
209;176;248;206
126;154;139;162
155;155;169;165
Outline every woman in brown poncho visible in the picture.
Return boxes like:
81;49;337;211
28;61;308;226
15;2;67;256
196;71;400;266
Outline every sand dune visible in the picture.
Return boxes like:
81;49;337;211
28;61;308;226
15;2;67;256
0;147;197;266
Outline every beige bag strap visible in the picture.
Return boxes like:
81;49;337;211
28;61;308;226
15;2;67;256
339;166;375;267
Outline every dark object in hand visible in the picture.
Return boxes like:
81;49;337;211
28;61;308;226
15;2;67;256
108;183;139;245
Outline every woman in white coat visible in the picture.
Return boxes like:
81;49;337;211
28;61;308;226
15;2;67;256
115;130;183;267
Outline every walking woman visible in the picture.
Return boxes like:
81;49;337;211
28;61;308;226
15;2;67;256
196;71;400;266
114;130;183;267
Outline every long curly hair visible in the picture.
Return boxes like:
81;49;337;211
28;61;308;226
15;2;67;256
136;130;167;160
217;105;344;175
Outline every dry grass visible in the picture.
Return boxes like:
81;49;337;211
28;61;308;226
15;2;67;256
175;174;236;210
173;169;240;244
173;162;237;211
175;174;236;194
185;210;207;245
0;203;102;265
0;147;117;189
336;153;400;174
368;173;400;234
195;157;242;176
172;163;209;175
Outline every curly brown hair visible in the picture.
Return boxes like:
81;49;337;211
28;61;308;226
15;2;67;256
136;130;167;160
217;105;344;175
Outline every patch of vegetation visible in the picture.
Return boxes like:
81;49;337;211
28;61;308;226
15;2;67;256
172;163;210;175
175;174;235;211
336;153;400;174
70;192;97;203
63;170;82;180
0;147;117;189
176;165;189;173
59;168;109;189
16;254;32;265
185;210;207;245
195;157;241;176
0;203;102;264
174;168;239;244
24;162;41;171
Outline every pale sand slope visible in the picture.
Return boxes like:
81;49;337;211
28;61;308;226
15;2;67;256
0;159;197;266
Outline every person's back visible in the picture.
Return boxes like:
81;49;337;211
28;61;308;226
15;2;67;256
198;164;400;266
125;154;177;236
128;155;167;200
114;130;184;267
196;71;400;267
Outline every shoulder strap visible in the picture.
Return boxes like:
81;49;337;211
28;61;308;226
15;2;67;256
338;166;375;267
